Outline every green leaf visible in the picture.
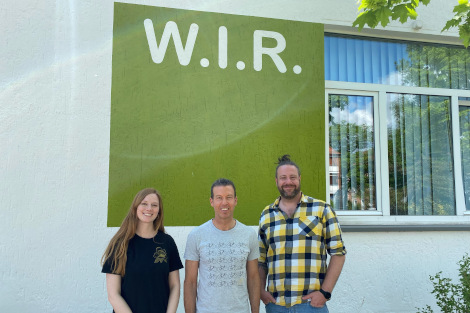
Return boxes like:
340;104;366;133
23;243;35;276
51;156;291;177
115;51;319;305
406;6;418;19
421;0;431;6
459;24;470;47
392;4;411;21
387;0;398;6
357;1;368;11
353;12;379;31
377;7;393;27
358;0;388;11
441;18;461;32
454;4;470;15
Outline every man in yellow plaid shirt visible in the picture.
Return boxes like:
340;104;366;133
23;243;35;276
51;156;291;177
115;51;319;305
258;155;346;313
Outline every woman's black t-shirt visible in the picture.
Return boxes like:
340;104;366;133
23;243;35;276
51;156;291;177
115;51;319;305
102;232;183;313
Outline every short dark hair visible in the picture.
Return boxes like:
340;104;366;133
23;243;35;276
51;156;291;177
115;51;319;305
275;154;301;177
210;178;236;198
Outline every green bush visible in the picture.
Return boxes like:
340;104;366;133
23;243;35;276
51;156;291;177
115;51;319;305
417;253;470;313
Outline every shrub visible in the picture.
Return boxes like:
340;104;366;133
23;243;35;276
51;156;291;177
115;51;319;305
417;253;470;313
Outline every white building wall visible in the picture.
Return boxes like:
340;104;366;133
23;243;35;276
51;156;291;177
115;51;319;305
0;0;467;312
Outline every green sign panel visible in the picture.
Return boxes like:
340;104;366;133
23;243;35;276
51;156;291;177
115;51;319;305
108;2;325;226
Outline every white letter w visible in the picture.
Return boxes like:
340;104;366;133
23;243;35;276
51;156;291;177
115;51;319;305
144;19;199;66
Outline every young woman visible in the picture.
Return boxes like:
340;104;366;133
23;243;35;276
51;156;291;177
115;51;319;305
102;188;183;313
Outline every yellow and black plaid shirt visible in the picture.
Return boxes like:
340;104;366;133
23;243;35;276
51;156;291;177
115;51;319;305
258;193;346;308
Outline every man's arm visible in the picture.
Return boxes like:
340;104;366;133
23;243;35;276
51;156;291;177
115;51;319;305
321;254;345;292
258;221;276;305
183;260;199;313
258;264;276;305
246;259;261;313
301;254;346;307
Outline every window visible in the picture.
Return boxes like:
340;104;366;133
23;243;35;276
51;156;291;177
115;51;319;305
387;94;455;215
329;94;376;211
460;98;470;211
325;34;470;220
325;34;470;89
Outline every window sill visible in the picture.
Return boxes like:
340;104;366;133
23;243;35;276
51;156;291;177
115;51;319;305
341;224;470;232
337;214;470;231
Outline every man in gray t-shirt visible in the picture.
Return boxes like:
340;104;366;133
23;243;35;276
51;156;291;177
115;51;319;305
184;178;260;313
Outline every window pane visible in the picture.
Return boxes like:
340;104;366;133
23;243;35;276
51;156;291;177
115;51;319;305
459;99;470;210
329;95;376;211
325;34;470;90
387;94;456;215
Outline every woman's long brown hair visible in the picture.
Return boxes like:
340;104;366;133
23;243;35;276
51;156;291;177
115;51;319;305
101;188;165;276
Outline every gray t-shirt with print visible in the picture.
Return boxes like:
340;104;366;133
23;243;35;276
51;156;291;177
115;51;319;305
184;219;259;313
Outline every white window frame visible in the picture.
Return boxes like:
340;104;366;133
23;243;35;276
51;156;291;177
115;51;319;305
459;99;470;213
326;80;470;226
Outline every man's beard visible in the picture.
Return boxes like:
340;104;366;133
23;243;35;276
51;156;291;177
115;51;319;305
278;184;301;200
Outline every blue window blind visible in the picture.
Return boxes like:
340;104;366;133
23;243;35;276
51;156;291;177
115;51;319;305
325;34;470;90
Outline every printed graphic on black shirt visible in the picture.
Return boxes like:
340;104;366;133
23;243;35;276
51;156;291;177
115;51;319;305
153;247;168;263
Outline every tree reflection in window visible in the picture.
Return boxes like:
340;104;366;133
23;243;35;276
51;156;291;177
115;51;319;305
329;95;376;211
325;34;470;90
459;101;470;210
387;94;456;215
